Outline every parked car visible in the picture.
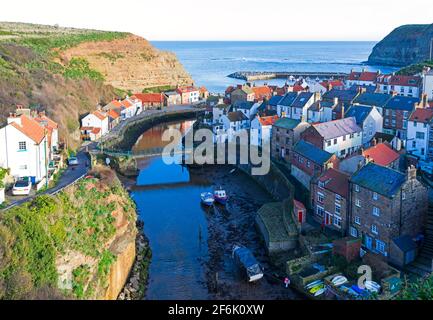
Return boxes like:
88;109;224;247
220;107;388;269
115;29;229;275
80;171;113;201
68;156;79;166
12;180;32;196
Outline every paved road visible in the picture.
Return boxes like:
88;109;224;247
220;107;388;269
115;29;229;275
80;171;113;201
1;145;92;211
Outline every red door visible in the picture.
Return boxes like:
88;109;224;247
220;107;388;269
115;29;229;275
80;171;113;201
298;210;303;223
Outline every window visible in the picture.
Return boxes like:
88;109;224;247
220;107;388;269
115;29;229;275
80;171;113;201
373;207;380;217
355;216;361;225
327;140;331;147
371;224;378;235
355;199;361;207
335;204;341;215
376;240;386;254
355;184;360;192
318;181;325;188
416;132;425;139
19;165;28;170
18;141;26;151
307;161;311;168
350;227;358;237
335;194;342;202
402;192;406;200
333;216;342;228
334;139;337;145
414;121;417;127
317;192;325;203
373;192;378;200
317;206;325;217
343;135;346;141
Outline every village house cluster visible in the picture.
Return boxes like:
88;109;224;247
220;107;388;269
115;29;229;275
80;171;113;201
205;67;433;269
80;85;207;141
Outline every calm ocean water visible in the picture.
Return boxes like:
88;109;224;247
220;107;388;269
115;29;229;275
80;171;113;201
151;41;399;93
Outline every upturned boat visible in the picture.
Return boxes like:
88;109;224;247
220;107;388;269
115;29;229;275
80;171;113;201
200;192;215;206
232;245;264;282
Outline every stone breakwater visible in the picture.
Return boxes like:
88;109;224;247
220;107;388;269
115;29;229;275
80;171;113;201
228;71;348;82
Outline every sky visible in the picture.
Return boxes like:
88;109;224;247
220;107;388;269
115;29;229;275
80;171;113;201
0;0;432;41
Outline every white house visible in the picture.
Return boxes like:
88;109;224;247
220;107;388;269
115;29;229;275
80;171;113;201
232;101;259;121
250;115;279;147
177;86;200;104
81;110;109;141
221;111;249;142
423;68;433;101
277;92;298;118
302;117;363;158
344;105;383;145
289;92;316;121
0;114;48;183
307;99;337;123
345;70;379;88
406;108;433;161
376;74;422;98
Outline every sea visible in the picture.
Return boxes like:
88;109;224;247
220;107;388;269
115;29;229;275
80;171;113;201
151;41;399;94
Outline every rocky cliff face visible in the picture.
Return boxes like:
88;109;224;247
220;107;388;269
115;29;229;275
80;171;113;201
368;23;433;66
60;35;193;92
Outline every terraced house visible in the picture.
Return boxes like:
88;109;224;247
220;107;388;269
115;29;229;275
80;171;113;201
291;140;339;190
376;74;422;98
301;117;363;158
349;163;427;264
311;168;350;235
382;95;420;140
271;118;310;162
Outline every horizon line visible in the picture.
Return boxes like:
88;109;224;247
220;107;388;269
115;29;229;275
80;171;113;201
148;39;379;42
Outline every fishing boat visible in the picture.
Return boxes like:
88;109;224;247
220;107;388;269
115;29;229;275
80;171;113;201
200;192;215;206
232;245;264;282
213;188;228;205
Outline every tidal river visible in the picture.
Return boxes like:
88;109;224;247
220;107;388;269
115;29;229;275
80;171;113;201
130;120;299;300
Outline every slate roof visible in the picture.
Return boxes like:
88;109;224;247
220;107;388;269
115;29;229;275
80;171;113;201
292;92;314;108
227;111;248;122
313;117;362;140
308;101;335;112
233;100;254;110
350;162;406;198
269;95;283;106
384;96;420;111
373;132;396;144
353;92;392;107
277;92;298;106
344;105;374;125
294;140;333;165
322;89;358;103
273;118;301;129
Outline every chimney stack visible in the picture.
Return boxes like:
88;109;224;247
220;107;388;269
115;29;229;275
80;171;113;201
341;104;345;119
333;97;339;106
407;165;417;180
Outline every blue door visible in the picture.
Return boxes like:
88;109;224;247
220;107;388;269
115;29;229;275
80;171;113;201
365;236;373;250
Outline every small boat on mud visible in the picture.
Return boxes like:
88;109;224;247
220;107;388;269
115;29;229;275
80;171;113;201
201;192;215;206
214;188;228;205
232;245;264;282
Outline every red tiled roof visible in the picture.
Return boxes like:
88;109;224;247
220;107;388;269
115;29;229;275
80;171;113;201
376;75;422;87
176;86;198;94
34;114;58;130
10;115;46;144
363;143;400;166
225;86;235;95
110;100;122;108
348;71;377;82
107;109;120;119
92;110;107;121
91;128;101;134
409;108;433;123
252;86;272;99
317;168;350;198
133;93;165;104
320;80;344;88
199;86;208;93
292;84;306;92
258;115;279;126
121;99;133;108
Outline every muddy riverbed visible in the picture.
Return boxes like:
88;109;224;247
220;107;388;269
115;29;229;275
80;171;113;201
130;120;300;300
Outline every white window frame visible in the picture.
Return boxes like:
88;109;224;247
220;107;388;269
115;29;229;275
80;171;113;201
18;141;27;151
350;226;358;237
373;192;378;200
355;199;361;207
373;207;380;217
355;216;361;225
371;224;378;235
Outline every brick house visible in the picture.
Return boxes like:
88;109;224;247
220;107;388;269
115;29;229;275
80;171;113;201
291;140;339;190
301;117;363;158
230;85;255;105
271;118;310;163
311;168;350;235
349;163;427;263
382;95;420;140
